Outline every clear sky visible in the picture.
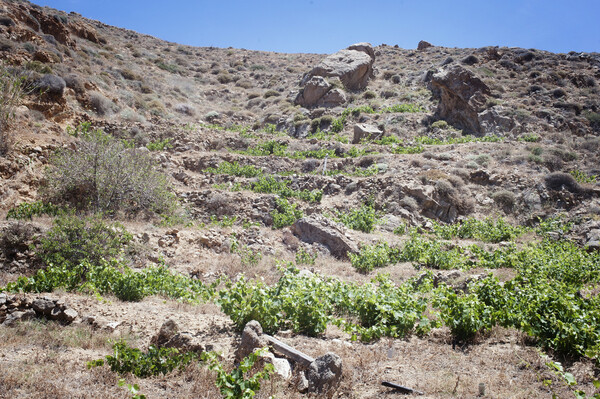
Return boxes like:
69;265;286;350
32;0;599;54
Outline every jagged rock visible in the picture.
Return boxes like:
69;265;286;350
31;298;55;316
348;42;375;61
422;198;459;223
28;8;75;47
0;293;7;306
236;320;268;362
2;309;35;326
298;371;310;393
291;215;359;259
295;76;331;107
295;76;347;109
151;319;179;346
430;64;491;134
478;106;518;133
263;352;292;380
307;352;343;394
301;43;375;90
417;40;433;50
68;20;104;44
586;229;600;251
352;123;383;144
53;308;78;323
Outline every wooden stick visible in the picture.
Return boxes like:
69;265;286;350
382;381;424;395
264;334;315;367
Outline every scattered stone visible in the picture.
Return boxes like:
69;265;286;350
236;320;268;362
291;215;359;259
417;40;433;50
2;309;36;326
151;318;179;346
352;123;383;144
307;352;343;394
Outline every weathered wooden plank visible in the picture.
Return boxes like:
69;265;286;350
264;334;315;367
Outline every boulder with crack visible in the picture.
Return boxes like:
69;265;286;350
291;215;358;259
430;64;491;135
300;42;375;91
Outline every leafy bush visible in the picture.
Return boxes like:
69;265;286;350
295;247;317;265
88;339;197;377
0;65;25;155
335;202;380;233
349;242;401;272
6;201;61;220
431;217;528;243
271;197;303;228
202;348;274;399
3;257;216;303
250;176;322;203
37;214;132;269
146;138;173;151
204;161;263;178
43;127;177;216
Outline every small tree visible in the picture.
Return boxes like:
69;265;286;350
43;126;177;216
0;65;24;155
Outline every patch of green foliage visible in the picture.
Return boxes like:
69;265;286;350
204;161;263;177
570;169;598;184
414;135;502;145
349;242;401;272
431;217;529;243
6;201;61;220
146;138;173;151
249;176;322;203
217;266;431;340
271;197;303;228
295;247;317;265
335;202;380;233
381;103;424;113
87;340;197;377
202;348;274;399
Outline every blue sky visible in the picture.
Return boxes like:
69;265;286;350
32;0;599;54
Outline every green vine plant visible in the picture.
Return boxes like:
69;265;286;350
202;347;274;399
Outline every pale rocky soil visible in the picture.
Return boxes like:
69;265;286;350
0;1;600;398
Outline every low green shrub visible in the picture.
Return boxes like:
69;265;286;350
335;202;380;233
202;348;274;399
271;197;303;228
88;339;197;377
6;201;61;220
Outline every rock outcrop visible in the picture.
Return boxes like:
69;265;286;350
294;76;346;108
430;64;491;134
300;42;375;92
1;295;78;326
291;215;358;259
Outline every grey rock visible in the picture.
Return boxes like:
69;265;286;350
0;293;6;306
57;308;78;323
297;371;310;393
302;43;375;90
352;123;383;144
236;320;268;362
295;76;331;107
291;215;359;259
430;64;490;135
478;106;517;133
2;309;36;326
307;352;343;394
32;298;55;316
417;40;433;50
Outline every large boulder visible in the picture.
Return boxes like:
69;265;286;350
301;43;375;91
307;352;343;394
236;320;268;362
430;65;490;135
291;215;358;259
295;76;347;108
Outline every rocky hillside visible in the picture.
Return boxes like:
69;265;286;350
0;1;600;398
